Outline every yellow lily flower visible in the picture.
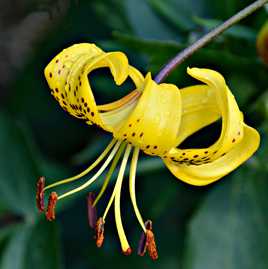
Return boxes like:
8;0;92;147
37;43;260;259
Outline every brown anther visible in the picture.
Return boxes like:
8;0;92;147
146;230;158;260
87;192;97;229
46;192;58;221
36;176;45;212
95;217;105;248
123;247;132;256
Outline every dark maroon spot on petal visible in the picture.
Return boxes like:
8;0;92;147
49;72;52;78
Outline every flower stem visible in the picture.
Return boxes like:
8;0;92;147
154;0;268;83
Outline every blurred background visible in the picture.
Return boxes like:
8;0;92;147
0;0;268;268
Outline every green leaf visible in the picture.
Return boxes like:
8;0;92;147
124;0;178;40
113;32;261;79
0;221;62;269
0;112;71;219
183;167;268;269
0;113;39;217
147;0;196;32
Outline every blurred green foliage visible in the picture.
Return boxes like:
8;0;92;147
0;0;267;268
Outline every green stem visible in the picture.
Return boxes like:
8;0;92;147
154;0;268;83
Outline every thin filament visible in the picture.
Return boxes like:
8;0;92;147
129;147;146;232
114;144;132;252
44;138;117;191
93;143;127;207
57;140;122;200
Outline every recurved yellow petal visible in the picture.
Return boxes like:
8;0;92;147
114;73;182;156
164;125;260;185
163;67;260;185
44;43;144;132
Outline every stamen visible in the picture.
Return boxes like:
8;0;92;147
44;139;117;191
57;141;122;200
138;220;152;256
36;176;45;212
93;143;127;207
114;145;132;254
142;220;158;260
129;147;146;232
46;192;58;221
146;230;158;260
95;217;105;248
87;192;97;229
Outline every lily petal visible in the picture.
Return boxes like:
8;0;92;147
163;67;260;185
114;73;182;156
175;84;221;145
44;43;144;132
164;125;260;185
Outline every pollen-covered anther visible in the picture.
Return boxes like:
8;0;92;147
146;230;158;260
87;192;97;229
95;217;105;248
138;220;154;257
46;192;58;221
36;176;45;212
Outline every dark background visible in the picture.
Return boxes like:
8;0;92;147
0;0;268;268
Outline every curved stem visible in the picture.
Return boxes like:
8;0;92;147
154;0;268;83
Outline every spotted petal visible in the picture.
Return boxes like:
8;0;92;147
44;43;144;132
163;68;260;186
114;73;182;156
